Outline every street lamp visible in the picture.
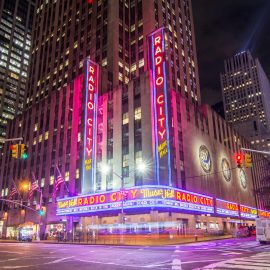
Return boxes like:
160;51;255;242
100;161;150;244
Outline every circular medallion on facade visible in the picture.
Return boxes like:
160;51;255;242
199;145;212;173
239;168;247;189
221;158;231;182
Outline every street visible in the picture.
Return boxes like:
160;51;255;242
0;237;270;269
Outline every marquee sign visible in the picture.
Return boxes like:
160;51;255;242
216;199;239;217
82;59;99;193
240;204;257;219
258;210;270;219
148;27;172;186
57;185;214;216
56;184;270;220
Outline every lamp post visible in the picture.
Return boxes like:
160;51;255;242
36;188;43;241
100;161;148;244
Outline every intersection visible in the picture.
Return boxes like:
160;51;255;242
0;237;270;269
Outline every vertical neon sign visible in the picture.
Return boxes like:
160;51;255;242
82;59;99;194
148;28;172;186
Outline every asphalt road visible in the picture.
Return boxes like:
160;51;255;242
0;237;270;269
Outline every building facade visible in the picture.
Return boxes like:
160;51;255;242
0;1;269;239
0;0;35;144
221;51;270;151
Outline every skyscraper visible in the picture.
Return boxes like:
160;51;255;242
0;1;269;239
221;51;270;150
0;0;35;144
26;0;200;107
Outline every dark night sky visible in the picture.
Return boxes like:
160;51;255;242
192;0;270;105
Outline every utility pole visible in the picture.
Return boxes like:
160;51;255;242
0;137;23;142
241;147;270;156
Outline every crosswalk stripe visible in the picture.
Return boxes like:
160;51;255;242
202;252;270;269
203;261;270;269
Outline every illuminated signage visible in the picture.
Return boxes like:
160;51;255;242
148;27;172;185
240;204;257;219
82;59;99;193
239;169;247;189
199;145;211;173
258;210;270;219
57;185;214;216
216;199;239;217
221;158;231;182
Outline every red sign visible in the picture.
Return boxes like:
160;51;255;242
216;199;239;217
240;204;257;219
258;210;270;218
154;35;166;142
82;59;99;193
57;185;214;214
85;64;96;160
148;27;172;185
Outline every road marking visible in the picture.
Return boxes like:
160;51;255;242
144;260;172;268
221;252;242;255
171;259;182;269
181;259;221;265
202;252;270;269
46;256;74;264
0;251;23;254
77;258;155;268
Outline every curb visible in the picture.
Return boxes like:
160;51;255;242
0;236;236;247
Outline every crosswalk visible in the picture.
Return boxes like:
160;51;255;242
184;241;270;252
201;252;270;269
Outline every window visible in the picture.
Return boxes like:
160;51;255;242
122;112;129;125
76;169;79;179
50;175;54;185
65;171;69;181
134;107;141;120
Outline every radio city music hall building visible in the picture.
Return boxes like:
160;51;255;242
0;0;270;238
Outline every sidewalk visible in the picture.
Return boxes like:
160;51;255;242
0;234;233;246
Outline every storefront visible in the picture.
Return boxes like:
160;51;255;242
45;223;66;240
56;185;267;238
0;221;4;238
18;222;38;241
6;226;18;239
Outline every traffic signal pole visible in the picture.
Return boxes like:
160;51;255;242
241;147;270;156
0;137;23;142
36;188;43;241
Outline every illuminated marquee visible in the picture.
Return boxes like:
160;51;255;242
258;210;270;219
57;185;269;221
216;199;239;217
148;27;172;185
57;185;214;215
240;204;257;219
82;59;99;193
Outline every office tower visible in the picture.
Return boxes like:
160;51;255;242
26;0;200;107
0;1;269;239
221;51;270;150
0;0;35;144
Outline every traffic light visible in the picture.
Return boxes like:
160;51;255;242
20;144;28;160
39;207;45;216
235;153;244;168
10;144;18;158
245;153;252;168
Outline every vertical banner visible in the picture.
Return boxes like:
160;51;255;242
82;58;99;194
148;27;172;186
